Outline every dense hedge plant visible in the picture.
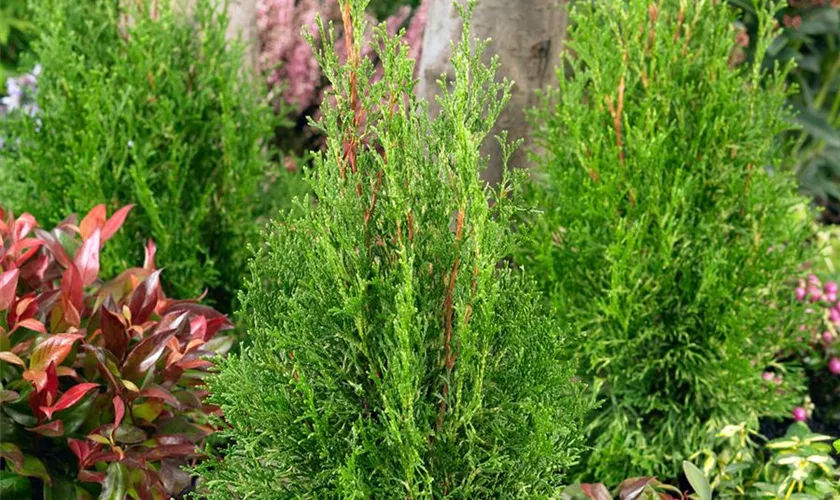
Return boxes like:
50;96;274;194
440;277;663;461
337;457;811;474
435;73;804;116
196;1;588;497
516;0;815;483
0;205;233;499
0;0;284;311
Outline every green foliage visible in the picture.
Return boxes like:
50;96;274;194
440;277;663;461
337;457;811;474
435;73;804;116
0;0;292;311
368;0;420;19
195;1;588;497
516;0;815;483
0;0;35;86
693;422;840;499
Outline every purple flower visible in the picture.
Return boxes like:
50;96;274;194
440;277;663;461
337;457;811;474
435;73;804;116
793;406;808;422
829;357;840;375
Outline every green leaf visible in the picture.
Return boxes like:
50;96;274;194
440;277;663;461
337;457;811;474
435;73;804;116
0;470;31;497
683;461;711;500
833;439;839;453
14;455;51;485
98;463;127;500
0;443;24;470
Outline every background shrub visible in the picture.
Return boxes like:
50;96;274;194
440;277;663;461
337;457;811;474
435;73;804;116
516;0;815;482
196;1;588;497
0;205;233;499
0;0;35;87
0;0;291;312
730;0;840;221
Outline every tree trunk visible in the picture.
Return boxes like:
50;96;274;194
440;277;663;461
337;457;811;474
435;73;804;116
416;0;569;185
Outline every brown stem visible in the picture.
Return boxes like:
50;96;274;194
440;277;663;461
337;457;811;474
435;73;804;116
605;75;626;166
436;209;464;431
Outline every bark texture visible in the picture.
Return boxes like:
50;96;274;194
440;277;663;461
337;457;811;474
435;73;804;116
417;0;569;184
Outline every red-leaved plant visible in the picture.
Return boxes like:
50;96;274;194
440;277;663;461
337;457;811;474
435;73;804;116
0;205;233;499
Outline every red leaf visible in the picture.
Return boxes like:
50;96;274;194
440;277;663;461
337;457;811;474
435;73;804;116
143;444;199;461
27;420;64;437
129;269;162;325
139;386;181;408
176;359;214;371
0;351;25;366
122;327;177;381
79;205;106;241
34;229;71;268
11;318;46;334
143;239;156;270
61;264;84;313
27;333;84;373
14;213;36;240
619;477;658;500
0;443;24;470
0;268;19;311
111;396;125;441
581;483;612;500
189;315;206;341
78;470;107;483
19;254;49;284
204;316;234;340
100;307;129;360
40;383;99;420
101;205;134;243
11;238;43;267
74;228;101;286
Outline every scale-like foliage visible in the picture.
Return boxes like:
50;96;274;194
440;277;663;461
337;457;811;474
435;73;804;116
0;0;285;311
197;1;588;497
517;0;815;483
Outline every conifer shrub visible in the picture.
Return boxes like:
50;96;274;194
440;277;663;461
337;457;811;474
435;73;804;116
0;0;288;311
196;1;588;497
516;0;815;483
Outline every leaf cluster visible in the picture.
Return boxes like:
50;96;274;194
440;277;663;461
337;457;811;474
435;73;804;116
0;205;233;499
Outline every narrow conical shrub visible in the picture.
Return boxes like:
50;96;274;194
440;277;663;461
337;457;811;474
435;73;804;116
516;0;815;483
196;1;588;497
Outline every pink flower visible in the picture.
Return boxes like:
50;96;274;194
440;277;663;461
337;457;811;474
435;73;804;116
823;331;835;344
825;281;838;295
830;308;840;324
795;287;807;301
792;406;807;421
827;292;838;303
809;274;821;286
829;357;840;375
762;371;774;381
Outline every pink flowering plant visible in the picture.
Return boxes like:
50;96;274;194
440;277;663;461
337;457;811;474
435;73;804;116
793;269;840;424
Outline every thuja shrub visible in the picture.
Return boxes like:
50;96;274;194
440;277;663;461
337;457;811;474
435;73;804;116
196;1;588;497
0;205;233;498
0;0;284;310
516;0;815;482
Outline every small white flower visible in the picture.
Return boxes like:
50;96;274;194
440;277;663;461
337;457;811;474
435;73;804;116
127;140;134;149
